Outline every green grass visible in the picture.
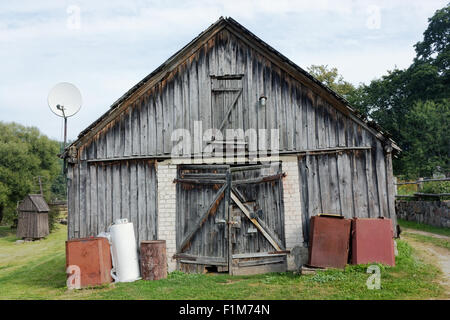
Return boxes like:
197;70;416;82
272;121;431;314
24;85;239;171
0;225;445;300
403;232;450;251
398;219;450;237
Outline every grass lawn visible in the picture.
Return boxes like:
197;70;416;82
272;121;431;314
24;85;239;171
0;224;446;300
398;219;450;237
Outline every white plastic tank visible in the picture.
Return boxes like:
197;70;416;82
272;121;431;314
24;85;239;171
109;218;141;282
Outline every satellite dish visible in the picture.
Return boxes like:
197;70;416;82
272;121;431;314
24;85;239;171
48;82;82;118
48;82;82;166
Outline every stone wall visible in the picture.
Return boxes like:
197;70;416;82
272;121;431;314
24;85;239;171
395;200;450;228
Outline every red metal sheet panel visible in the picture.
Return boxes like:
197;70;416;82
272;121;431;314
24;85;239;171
308;216;351;269
351;218;395;266
66;237;113;288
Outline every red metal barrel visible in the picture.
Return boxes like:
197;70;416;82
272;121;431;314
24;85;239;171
66;237;112;288
308;216;351;269
140;240;167;280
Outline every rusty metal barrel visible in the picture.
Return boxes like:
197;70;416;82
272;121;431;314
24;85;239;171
140;240;167;280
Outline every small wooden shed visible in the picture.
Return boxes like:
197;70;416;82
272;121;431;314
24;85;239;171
16;194;50;239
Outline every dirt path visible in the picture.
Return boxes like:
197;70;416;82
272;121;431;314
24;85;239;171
402;229;450;299
402;228;450;241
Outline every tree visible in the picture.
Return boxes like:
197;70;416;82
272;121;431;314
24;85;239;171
349;3;450;176
401;100;450;177
0;122;65;224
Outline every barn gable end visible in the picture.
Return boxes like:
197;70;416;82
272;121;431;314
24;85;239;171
69;17;398;162
66;17;399;274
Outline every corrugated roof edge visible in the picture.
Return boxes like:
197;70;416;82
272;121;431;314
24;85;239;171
67;16;400;154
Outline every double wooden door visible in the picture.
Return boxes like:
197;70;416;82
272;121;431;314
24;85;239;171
175;163;287;275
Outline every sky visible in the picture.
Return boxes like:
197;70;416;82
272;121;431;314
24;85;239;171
0;0;447;142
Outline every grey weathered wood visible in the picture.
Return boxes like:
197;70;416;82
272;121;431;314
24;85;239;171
67;22;399;266
178;184;227;252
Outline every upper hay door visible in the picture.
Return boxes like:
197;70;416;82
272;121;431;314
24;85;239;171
210;74;244;133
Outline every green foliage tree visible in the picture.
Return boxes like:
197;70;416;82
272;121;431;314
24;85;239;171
401;100;450;177
307;65;356;98
0;122;65;224
345;3;450;177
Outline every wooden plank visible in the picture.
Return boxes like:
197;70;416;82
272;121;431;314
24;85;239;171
105;164;113;228
231;260;286;275
73;163;80;238
121;161;130;223
140;98;148;156
131;103;140;156
306;93;316;149
178;184;227;252
90;164;98;236
155;88;164;155
124;111;132;157
163;82;174;155
147;161;157;239
232;252;288;259
353;151;369;218
237;257;285;267
375;141;388;218
129;161;138;240
97;164;106;234
328;154;341;215
230;192;282;251
218;89;242;132
112;163;121;223
148;96;156;155
385;150;398;229
231;172;285;185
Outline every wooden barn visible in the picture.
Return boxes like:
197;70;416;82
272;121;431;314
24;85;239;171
64;17;400;275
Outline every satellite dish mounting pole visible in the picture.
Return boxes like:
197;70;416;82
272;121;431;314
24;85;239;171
57;104;68;149
48;82;82;175
57;104;68;174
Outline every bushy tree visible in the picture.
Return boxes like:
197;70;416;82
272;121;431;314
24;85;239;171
401;100;450;177
0;122;65;224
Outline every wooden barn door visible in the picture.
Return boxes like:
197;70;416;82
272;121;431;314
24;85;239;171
175;165;230;273
229;163;287;275
175;163;287;275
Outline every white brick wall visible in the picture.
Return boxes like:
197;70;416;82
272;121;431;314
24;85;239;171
156;160;177;272
281;156;305;270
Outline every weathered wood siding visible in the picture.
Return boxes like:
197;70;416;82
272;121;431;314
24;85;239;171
16;212;49;239
67;160;158;243
298;139;397;243
68;25;397;246
78;28;380;161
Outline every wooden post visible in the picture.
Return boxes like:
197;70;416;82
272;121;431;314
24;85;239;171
225;169;232;275
38;176;43;196
393;176;398;196
418;178;424;192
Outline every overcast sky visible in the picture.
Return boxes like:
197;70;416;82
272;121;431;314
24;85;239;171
0;0;447;141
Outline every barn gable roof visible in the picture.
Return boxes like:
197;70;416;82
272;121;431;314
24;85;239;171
68;17;400;153
18;194;50;212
